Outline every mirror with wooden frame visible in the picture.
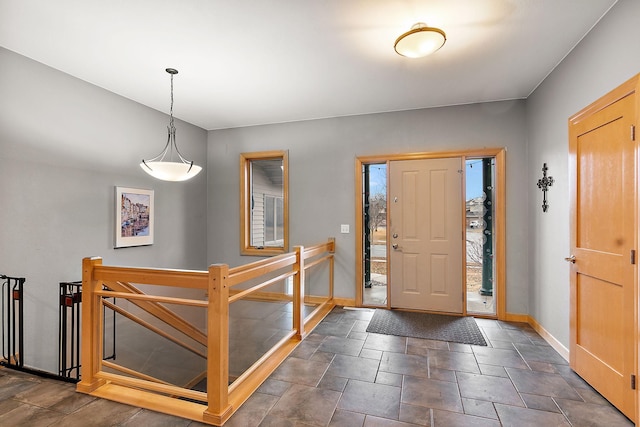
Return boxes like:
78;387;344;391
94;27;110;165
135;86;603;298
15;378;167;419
240;151;289;256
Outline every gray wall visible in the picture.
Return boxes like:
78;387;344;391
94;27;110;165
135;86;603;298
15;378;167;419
526;0;640;347
0;47;208;372
207;101;530;313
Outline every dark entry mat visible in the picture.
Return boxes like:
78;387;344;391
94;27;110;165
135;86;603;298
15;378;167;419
366;309;487;346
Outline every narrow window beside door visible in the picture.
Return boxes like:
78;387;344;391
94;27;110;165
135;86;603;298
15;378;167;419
465;157;496;316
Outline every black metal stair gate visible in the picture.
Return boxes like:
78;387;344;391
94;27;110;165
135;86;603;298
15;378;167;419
1;275;24;368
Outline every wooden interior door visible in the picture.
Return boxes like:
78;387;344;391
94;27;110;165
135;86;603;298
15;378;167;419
389;158;463;313
569;79;637;421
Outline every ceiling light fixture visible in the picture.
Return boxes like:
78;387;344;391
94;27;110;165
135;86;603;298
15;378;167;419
394;22;446;58
140;68;202;182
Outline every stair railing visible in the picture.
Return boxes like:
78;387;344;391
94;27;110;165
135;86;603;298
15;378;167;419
77;238;335;426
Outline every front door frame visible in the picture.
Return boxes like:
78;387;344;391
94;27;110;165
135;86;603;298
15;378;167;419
355;148;506;320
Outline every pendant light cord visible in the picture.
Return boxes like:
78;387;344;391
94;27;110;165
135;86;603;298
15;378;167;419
169;72;175;131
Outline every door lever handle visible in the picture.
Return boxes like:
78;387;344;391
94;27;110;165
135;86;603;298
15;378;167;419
564;255;576;264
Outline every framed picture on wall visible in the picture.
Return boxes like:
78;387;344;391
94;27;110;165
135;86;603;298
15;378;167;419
115;186;154;248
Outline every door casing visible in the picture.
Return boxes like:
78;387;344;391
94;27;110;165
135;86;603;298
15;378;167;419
355;148;506;319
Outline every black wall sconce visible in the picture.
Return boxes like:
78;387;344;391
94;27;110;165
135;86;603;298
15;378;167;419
536;163;554;212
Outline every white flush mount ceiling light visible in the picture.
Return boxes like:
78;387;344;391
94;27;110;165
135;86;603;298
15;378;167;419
140;68;202;182
394;22;446;58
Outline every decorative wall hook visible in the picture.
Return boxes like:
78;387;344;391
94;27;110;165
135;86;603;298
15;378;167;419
536;163;554;212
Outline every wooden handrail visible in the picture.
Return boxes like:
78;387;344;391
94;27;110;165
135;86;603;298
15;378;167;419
97;290;208;308
304;254;333;271
94;265;208;289
302;239;335;260
227;252;297;287
228;270;296;304
106;281;208;346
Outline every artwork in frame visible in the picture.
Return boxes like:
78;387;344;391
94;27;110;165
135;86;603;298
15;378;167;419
115;186;154;248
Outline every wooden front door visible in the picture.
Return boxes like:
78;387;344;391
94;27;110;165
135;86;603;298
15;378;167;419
389;158;463;313
569;76;638;421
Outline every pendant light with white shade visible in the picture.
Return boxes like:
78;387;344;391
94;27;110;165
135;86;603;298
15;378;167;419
140;68;202;182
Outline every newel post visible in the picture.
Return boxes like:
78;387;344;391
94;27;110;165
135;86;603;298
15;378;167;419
76;257;106;393
293;246;306;340
204;264;232;425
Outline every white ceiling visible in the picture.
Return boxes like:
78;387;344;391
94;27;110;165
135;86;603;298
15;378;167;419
0;0;617;130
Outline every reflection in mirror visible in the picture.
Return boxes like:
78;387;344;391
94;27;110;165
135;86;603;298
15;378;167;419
251;159;284;247
240;151;288;255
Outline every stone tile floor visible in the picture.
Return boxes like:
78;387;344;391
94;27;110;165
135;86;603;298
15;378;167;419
0;307;634;426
